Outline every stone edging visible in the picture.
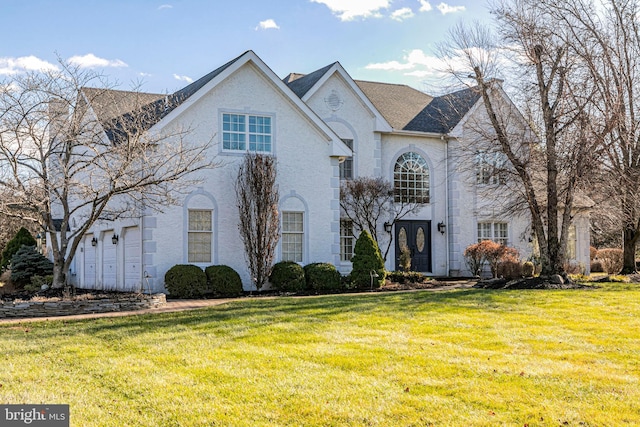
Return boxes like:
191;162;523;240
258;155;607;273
0;294;167;319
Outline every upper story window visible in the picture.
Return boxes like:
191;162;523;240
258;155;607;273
339;139;353;180
394;152;430;204
222;113;272;153
476;152;506;185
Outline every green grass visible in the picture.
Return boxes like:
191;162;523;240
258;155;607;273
2;283;640;426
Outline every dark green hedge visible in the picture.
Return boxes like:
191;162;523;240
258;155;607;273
164;264;208;298
205;265;243;297
304;262;341;292
270;261;305;292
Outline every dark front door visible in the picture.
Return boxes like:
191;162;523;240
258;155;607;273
395;221;432;272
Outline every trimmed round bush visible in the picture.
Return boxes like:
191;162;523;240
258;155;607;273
350;230;385;289
304;262;341;292
270;261;305;292
205;265;243;297
164;264;207;298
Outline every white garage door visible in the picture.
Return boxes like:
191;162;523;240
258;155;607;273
123;227;141;292
102;231;117;290
83;235;96;289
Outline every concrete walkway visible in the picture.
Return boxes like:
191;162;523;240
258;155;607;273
0;281;475;325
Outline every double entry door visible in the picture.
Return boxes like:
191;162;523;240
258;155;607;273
394;220;432;272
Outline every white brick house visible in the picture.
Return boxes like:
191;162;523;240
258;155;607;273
62;50;591;292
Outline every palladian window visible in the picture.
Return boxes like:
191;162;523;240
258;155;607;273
394;152;430;203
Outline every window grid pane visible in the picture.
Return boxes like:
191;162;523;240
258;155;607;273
248;115;272;152
188;210;212;263
340;219;354;261
394;152;430;204
222;114;246;151
477;222;508;245
339;139;354;180
282;212;303;262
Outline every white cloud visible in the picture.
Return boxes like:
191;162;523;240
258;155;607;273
255;19;280;30
390;7;414;21
419;0;433;12
158;4;173;9
365;49;451;79
0;56;59;75
173;74;193;83
311;0;390;21
437;2;466;15
68;54;127;68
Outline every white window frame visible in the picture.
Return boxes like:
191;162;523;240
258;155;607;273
339;139;354;180
476;152;507;185
340;219;355;262
282;211;304;263
394;152;430;204
188;209;212;263
221;112;273;153
477;222;508;245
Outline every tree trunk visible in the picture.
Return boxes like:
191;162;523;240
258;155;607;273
622;226;638;274
51;257;67;289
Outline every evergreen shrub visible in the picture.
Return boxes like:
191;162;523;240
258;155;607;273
270;261;305;292
10;245;53;288
2;227;36;271
164;264;207;298
349;230;385;289
304;262;341;292
205;265;243;297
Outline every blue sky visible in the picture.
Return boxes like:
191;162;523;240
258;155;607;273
1;0;490;94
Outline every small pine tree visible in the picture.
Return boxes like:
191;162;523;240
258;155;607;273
350;230;385;289
10;245;54;288
1;227;37;271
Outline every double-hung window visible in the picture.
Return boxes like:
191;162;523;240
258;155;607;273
188;210;212;263
477;222;508;245
339;139;353;180
340;219;355;261
282;212;303;262
222;113;272;153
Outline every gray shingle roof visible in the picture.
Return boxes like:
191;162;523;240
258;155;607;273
98;51;247;143
404;86;481;133
284;63;336;98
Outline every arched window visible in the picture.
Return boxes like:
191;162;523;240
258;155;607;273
394;152;430;203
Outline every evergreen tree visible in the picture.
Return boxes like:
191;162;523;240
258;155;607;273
1;227;36;271
10;245;54;288
350;230;385;289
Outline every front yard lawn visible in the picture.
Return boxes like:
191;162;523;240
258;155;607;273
1;283;639;426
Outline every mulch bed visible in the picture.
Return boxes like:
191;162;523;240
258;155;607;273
474;276;591;290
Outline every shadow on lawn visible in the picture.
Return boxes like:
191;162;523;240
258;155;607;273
75;288;511;338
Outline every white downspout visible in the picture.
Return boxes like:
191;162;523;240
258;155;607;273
444;135;450;276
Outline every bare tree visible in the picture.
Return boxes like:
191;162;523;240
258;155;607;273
235;153;280;291
340;176;420;261
0;59;214;288
538;0;640;272
438;5;608;276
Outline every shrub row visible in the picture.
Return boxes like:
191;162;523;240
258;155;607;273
269;261;342;293
164;264;243;298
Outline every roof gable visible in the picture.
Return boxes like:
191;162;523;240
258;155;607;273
88;51;351;158
284;63;336;98
284;63;392;132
